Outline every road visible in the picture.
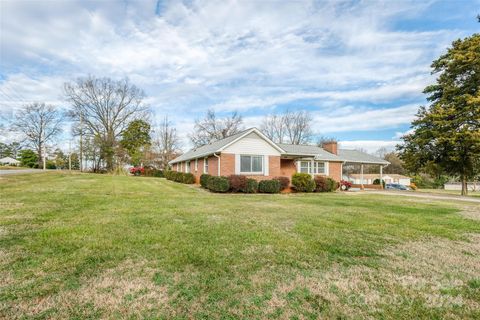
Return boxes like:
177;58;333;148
366;190;480;204
0;169;46;175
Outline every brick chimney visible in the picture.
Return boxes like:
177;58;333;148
322;141;338;155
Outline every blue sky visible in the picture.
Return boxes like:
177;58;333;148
0;0;479;152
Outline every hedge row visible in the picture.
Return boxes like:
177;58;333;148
164;170;195;184
291;173;338;192
199;174;285;193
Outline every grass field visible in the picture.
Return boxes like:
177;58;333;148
417;188;480;198
1;172;479;319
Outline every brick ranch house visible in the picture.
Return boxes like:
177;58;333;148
169;128;389;188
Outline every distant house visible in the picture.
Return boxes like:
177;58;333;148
0;157;20;166
444;182;478;192
169;127;389;185
347;174;411;186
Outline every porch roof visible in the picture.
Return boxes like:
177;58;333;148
337;149;390;165
277;143;342;161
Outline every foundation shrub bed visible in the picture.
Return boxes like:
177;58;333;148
291;173;316;192
258;179;281;193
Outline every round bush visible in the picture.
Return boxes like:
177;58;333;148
182;173;195;184
258;179;281;193
373;178;385;188
327;177;339;191
200;174;212;188
291;173;315;192
228;175;248;192
164;170;173;180
207;176;230;193
274;176;290;191
314;175;329;192
245;179;258;193
314;176;339;192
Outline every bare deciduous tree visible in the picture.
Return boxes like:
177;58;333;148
316;136;337;147
153;116;181;169
260;110;312;144
189;110;243;147
260;114;286;143
11;102;63;168
64;76;148;170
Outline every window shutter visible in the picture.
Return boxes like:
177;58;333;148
264;156;269;176
235;154;240;174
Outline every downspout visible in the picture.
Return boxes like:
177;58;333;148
213;153;221;176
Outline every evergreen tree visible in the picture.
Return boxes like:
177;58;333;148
399;34;480;195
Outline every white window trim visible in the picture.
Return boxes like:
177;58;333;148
203;157;209;174
297;160;328;175
185;161;190;173
239;154;264;175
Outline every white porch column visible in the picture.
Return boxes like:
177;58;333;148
380;165;383;190
360;164;364;190
310;158;315;178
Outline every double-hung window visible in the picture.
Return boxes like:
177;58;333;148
204;158;209;173
185;161;190;173
299;161;325;174
240;155;263;174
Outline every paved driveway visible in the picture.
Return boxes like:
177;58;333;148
367;190;480;204
0;169;45;175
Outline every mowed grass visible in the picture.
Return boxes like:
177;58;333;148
417;188;480;198
0;173;479;319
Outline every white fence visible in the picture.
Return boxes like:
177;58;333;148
444;182;479;191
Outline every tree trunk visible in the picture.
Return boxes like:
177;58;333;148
37;143;43;169
461;175;468;196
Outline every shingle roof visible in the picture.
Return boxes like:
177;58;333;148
349;173;410;179
277;143;343;161
170;127;390;166
337;149;390;165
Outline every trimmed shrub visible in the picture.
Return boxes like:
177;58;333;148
258;179;281;193
373;178;386;188
274;176;290;191
228;175;248;192
200;174;212;188
164;170;194;184
327;177;339;191
245;179;258;193
314;176;328;192
153;170;164;178
315;176;338;192
207;176;230;193
182;173;195;184
291;173;315;192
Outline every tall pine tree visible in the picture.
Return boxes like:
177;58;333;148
399;34;480;195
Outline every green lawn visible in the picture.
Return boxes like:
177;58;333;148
1;173;479;319
417;188;480;198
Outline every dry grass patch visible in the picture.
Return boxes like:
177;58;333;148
263;233;480;319
13;259;170;319
460;205;480;221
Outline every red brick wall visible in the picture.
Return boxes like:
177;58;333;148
269;156;281;177
328;162;342;181
220;153;235;176
207;155;218;176
280;159;296;178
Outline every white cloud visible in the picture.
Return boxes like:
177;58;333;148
0;0;474;150
339;140;400;154
310;103;419;134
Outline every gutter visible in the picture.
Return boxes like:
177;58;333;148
213;152;221;176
